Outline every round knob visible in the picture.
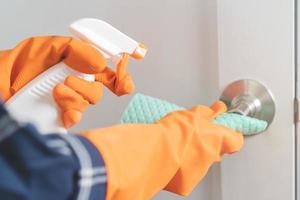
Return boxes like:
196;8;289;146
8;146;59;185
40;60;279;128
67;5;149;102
220;79;276;127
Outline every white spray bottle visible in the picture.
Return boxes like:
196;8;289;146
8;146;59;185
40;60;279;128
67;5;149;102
5;18;147;134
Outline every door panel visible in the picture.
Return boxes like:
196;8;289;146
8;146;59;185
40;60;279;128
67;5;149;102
297;0;300;199
216;0;295;200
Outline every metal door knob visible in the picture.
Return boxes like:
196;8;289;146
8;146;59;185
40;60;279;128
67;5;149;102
220;79;275;127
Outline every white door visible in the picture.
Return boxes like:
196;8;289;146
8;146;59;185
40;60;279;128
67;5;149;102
215;0;296;200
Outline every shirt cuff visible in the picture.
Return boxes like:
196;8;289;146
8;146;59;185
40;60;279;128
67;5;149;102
0;102;19;143
58;134;107;200
0;99;8;117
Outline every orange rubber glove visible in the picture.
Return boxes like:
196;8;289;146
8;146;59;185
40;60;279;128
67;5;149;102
0;36;135;127
82;101;244;199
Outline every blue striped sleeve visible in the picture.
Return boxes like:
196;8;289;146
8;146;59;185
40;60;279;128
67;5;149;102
0;101;107;200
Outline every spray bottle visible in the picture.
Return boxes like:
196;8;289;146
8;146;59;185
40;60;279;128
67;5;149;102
5;18;147;134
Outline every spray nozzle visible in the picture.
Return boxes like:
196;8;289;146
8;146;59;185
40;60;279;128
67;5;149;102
69;18;147;63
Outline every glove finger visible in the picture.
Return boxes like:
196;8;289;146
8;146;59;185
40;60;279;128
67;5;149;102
210;101;228;118
64;75;103;104
63;109;82;128
114;73;135;95
190;101;228;119
96;54;135;96
96;67;135;96
115;54;135;94
116;53;129;80
211;123;244;154
63;39;107;74
53;83;89;128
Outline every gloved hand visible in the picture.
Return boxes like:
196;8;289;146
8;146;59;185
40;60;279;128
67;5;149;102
82;101;244;199
0;36;135;127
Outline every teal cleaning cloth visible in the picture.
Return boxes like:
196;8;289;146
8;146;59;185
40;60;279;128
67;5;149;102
120;93;268;135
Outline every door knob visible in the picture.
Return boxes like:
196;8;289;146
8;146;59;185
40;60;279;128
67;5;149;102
220;79;275;128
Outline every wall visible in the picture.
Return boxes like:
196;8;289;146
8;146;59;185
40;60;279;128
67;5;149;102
0;0;219;199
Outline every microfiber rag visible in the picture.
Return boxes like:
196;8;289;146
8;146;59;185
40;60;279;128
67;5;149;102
120;93;268;135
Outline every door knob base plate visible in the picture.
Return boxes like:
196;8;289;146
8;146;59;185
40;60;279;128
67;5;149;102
220;79;275;127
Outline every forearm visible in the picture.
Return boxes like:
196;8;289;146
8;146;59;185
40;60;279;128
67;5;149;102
81;103;243;199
